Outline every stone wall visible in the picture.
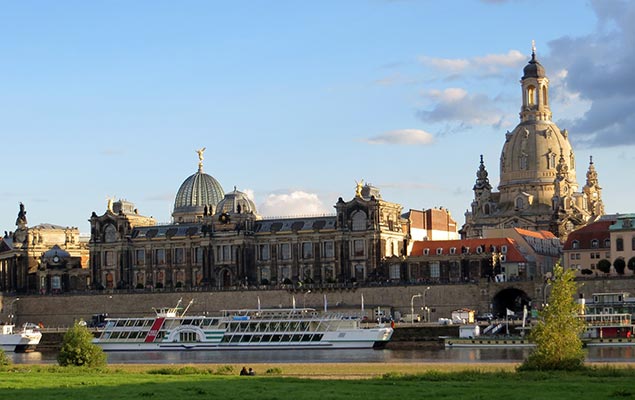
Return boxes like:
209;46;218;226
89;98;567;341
1;278;633;327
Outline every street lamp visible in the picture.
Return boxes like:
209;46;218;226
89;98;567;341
9;297;20;325
303;290;311;308
410;293;422;323
423;286;431;322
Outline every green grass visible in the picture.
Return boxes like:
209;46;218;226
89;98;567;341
1;364;635;399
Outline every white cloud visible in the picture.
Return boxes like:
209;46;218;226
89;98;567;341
258;191;330;217
419;50;525;77
364;129;435;145
418;88;509;127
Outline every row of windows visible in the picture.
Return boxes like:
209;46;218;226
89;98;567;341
423;245;508;256
571;239;611;249
258;240;355;261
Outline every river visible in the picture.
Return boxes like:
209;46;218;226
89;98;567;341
10;346;635;365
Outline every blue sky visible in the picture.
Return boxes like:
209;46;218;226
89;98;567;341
2;0;634;233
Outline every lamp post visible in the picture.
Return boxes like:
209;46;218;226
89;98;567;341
9;297;20;325
423;286;431;322
410;293;422;323
303;290;311;309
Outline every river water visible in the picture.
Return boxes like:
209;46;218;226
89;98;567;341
10;346;635;365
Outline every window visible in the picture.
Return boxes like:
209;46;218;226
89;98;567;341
632;237;635;251
302;242;313;259
430;262;440;278
572;240;579;249
52;276;61;290
591;239;599;249
105;251;115;266
389;264;400;280
174;248;184;264
136;249;145;265
590;253;596;259
193;247;203;264
259;244;270;261
450;247;456;255
155;249;166;265
436;248;443;255
351;211;367;231
423;248;429;256
515;197;524;209
570;253;576;260
222;245;231;261
501;245;508;254
527;85;536;105
353;240;365;257
617;238;624;252
280;243;291;260
604;239;611;248
323;241;334;259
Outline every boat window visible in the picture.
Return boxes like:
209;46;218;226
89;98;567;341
110;332;121;339
115;320;127;327
125;320;134;327
128;331;139;339
291;334;302;342
134;320;144;327
119;332;130;340
261;334;272;342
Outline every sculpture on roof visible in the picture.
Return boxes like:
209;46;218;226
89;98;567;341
355;179;364;197
196;147;206;171
15;202;27;227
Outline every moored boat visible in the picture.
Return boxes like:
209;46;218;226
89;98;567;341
0;322;42;353
93;299;393;351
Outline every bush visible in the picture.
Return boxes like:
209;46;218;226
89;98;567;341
57;322;107;367
628;257;635;272
0;349;11;368
597;259;611;274
614;258;626;275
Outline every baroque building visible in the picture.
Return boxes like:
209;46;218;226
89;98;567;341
462;46;604;241
88;154;458;291
0;203;90;293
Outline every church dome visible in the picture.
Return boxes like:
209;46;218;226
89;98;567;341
215;187;257;216
172;151;224;223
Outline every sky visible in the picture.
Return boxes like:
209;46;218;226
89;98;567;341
2;0;634;234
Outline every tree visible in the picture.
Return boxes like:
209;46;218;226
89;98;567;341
628;257;635;272
614;258;626;275
597;259;611;274
519;264;585;371
57;322;107;367
0;349;11;368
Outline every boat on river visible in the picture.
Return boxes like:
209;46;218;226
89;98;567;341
0;322;42;353
93;299;393;351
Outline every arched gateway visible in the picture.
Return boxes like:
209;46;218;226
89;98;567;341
491;287;532;318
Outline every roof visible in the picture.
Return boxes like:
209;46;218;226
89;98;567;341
514;228;557;240
563;219;616;250
410;238;527;263
254;216;336;234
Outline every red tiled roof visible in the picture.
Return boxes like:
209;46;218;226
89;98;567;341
563;219;616;250
410;238;527;262
513;228;556;239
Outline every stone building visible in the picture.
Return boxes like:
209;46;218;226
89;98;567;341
563;217;616;276
0;203;89;294
462;46;604;241
88;154;458;291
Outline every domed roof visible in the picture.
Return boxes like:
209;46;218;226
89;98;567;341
42;245;70;260
215;187;257;216
172;157;225;223
522;50;545;80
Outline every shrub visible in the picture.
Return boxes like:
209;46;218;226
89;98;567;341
0;349;11;368
614;258;626;275
57;322;107;367
519;264;585;371
628;257;635;272
597;259;611;274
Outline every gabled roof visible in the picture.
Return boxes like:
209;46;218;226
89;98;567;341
563;219;616;250
514;228;557;240
410;238;527;262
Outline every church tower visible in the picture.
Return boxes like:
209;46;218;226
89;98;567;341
462;44;603;241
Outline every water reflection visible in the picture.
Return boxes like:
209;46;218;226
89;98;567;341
10;347;634;365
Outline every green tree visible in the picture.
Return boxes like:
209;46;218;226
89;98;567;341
520;264;585;371
57;322;107;367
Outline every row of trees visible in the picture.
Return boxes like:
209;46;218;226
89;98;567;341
581;257;635;275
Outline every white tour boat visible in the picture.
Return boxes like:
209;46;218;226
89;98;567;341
93;299;393;351
0;322;42;353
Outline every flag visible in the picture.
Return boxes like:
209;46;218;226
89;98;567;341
361;294;365;313
324;294;328;312
506;308;514;316
257;296;261;311
292;296;296;309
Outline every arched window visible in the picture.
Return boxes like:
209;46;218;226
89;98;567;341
527;85;536;106
436;248;443;255
617;238;624;251
351;211;367;231
450;247;456;255
547;152;556;169
483;203;491;215
423;248;429;256
515;198;524;209
591;239;599;249
572;240;580;249
542;85;548;106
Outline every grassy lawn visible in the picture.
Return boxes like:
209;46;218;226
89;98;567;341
1;363;635;400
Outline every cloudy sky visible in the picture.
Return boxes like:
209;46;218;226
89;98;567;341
1;0;633;233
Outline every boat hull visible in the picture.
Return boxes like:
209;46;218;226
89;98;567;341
0;334;42;353
444;337;534;348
